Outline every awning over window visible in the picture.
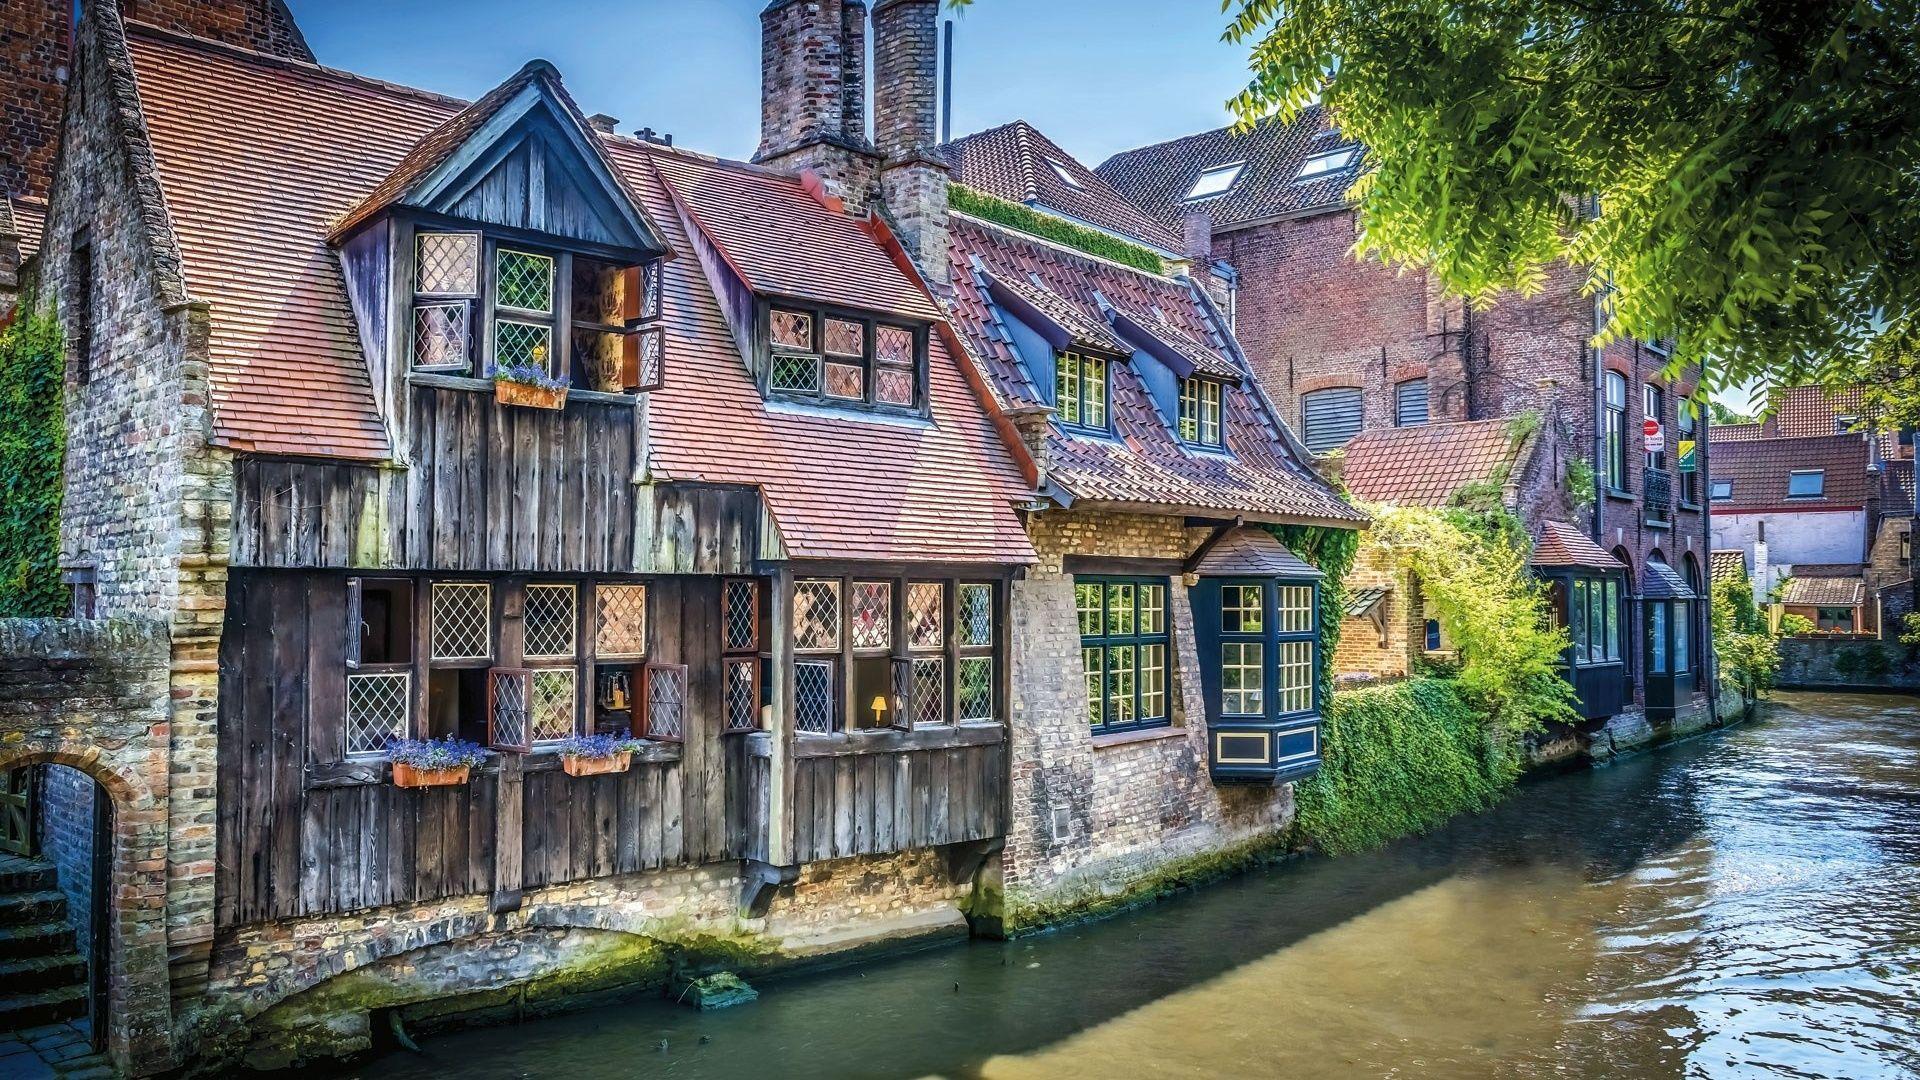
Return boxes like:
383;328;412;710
1190;528;1322;578
1344;585;1389;618
1639;559;1697;600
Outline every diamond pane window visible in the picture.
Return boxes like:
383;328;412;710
1223;585;1263;633
724;658;760;732
346;672;409;756
1221;642;1263;716
524;584;577;659
795;659;835;734
1139;584;1165;635
642;261;662;321
957;657;992;722
431;583;491;661
413;302;470;369
1105;583;1135;636
793;580;840;652
877;326;913;366
645;664;687;741
1277;585;1315;634
770;352;821;393
596;584;648;659
1106;645;1136;725
825;318;864;357
1076;583;1102;637
496;248;554;313
530;668;576;742
636;325;666;391
771;309;813;351
724;580;759;653
875;368;914;406
907;582;943;649
1277;641;1313;714
957;584;992;646
825;362;864;400
495;320;553;374
416;232;479;295
489;669;530;751
912;657;945;725
850;582;892;650
1139;644;1166;720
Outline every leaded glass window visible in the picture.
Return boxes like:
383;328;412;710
346;672;410;757
412;232;480;371
793;579;841;652
825;318;864;357
495;319;554;375
596;584;648;659
413;302;470;370
907;582;944;649
723;579;759;654
497;248;554;313
723;657;761;732
1078;575;1171;734
765;306;919;409
524;584;577;660
957;657;993;722
957;584;992;647
417;232;479;295
431;583;491;661
911;657;945;725
850;582;893;650
530;668;577;743
795;659;835;735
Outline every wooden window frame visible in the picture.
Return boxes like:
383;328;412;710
639;661;688;743
1178;376;1224;447
1055;350;1111;432
721;578;765;733
1076;575;1171;736
761;299;926;415
1604;371;1629;492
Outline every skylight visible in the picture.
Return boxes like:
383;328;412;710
1295;146;1358;182
1184;161;1246;201
1046;159;1084;189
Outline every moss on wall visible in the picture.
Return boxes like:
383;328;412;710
1002;830;1296;935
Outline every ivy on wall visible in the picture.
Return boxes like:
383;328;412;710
1263;523;1360;706
1292;677;1520;855
0;305;66;617
948;184;1168;275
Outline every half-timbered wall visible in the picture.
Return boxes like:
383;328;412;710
215;569;761;927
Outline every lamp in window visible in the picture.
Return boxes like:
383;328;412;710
870;694;889;728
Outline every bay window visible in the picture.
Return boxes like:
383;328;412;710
1191;567;1324;784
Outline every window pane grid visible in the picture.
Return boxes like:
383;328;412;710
1221;642;1264;716
530;668;577;743
1276;585;1314;634
1276;641;1313;715
646;665;687;740
1223;585;1263;633
957;584;993;646
912;657;945;725
431;583;491;661
723;580;758;653
416;232;478;295
346;672;409;756
1083;356;1108;428
795;659;835;734
1139;644;1165;721
1078;576;1170;734
596;584;648;659
495;248;554;313
413;302;470;369
793;580;841;652
850;581;892;651
494;319;553;375
724;658;760;732
524;584;577;659
907;582;943;650
957;657;993;722
770;352;822;393
1106;645;1136;725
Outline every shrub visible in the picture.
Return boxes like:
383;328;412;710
1780;613;1816;636
1292;678;1520;855
1711;573;1780;698
1901;612;1920;650
948;184;1168;275
0;305;67;617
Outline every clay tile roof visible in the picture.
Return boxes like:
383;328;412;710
1344;585;1389;617
1341;419;1523;507
984;272;1131;355
1883;459;1914;516
1712;422;1764;442
1111;305;1241;382
1191;528;1323;578
650;152;941;322
1708;435;1869;512
1711;549;1748;583
944;121;1185;253
1530;520;1626;572
1766;384;1907;458
1640;559;1698;600
8;198;44;261
1781;575;1864;608
1096;105;1359;232
947;214;1362;526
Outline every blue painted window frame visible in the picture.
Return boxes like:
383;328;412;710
1075;575;1171;735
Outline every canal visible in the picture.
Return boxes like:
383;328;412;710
351;692;1920;1079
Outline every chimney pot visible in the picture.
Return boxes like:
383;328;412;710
587;113;619;135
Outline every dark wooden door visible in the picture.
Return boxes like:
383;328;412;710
0;767;35;856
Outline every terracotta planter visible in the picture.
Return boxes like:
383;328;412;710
391;762;471;788
495;379;567;410
561;753;631;778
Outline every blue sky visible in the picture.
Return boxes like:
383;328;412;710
283;0;1249;168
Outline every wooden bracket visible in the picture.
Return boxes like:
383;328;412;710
739;859;798;919
942;836;1004;887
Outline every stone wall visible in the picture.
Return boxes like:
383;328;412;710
38;762;100;960
0;617;174;1073
1003;508;1294;924
1777;637;1920;690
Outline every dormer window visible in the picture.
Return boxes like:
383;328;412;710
410;228;661;395
1047;159;1084;189
1295;146;1358;182
765;303;923;412
1179;376;1223;447
1185;162;1245;202
1054;350;1109;431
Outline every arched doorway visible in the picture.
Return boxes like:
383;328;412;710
0;764;113;1051
1682;553;1706;685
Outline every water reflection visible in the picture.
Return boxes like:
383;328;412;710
350;692;1920;1080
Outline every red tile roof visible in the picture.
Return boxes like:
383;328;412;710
1712;422;1764;442
1765;384;1908;458
1097;105;1359;233
946;214;1361;526
1710;549;1748;583
944;121;1185;253
1708;435;1870;512
1191;528;1322;578
1781;575;1864;608
120;25;1032;563
1531;520;1626;572
1341;419;1525;507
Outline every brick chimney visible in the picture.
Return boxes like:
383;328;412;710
754;0;878;207
871;0;949;286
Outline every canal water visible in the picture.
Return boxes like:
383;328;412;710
352;692;1920;1079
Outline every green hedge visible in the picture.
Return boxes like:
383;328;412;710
0;305;66;617
948;184;1168;275
1292;678;1521;855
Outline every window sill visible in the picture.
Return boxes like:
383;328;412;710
1090;725;1185;750
1604;488;1636;503
409;371;640;407
794;722;1005;757
307;741;685;788
763;396;932;428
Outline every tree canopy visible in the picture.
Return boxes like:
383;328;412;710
1219;0;1917;419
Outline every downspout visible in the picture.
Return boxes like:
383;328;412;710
1700;361;1721;724
1460;305;1477;422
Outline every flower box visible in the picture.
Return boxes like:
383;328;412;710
561;753;632;778
391;762;471;788
495;380;567;410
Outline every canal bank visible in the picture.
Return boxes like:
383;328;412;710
340;690;1913;1080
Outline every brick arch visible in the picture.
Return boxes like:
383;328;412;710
0;748;172;1074
1295;373;1367;396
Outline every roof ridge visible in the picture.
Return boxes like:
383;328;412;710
126;20;471;111
1097;105;1326;169
951;210;1182;285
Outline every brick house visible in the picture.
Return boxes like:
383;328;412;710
1097;110;1719;736
1;0;1358;1070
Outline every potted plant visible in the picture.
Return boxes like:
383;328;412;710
386;736;489;788
493;362;569;410
558;734;644;777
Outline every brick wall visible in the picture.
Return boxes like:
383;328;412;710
753;0;879;206
1005;508;1294;918
38;762;100;960
1868;516;1912;595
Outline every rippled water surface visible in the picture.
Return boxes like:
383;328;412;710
353;692;1920;1079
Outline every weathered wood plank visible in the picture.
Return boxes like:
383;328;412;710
832;755;855;859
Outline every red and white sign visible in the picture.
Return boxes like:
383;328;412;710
1642;418;1664;453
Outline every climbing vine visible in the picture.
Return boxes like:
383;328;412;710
0;304;66;617
948;184;1168;275
1263;522;1360;705
1710;570;1781;699
1292;677;1521;855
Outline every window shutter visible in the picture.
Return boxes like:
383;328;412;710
487;667;533;753
344;577;364;670
642;662;688;743
1394;379;1429;427
1302;387;1364;454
